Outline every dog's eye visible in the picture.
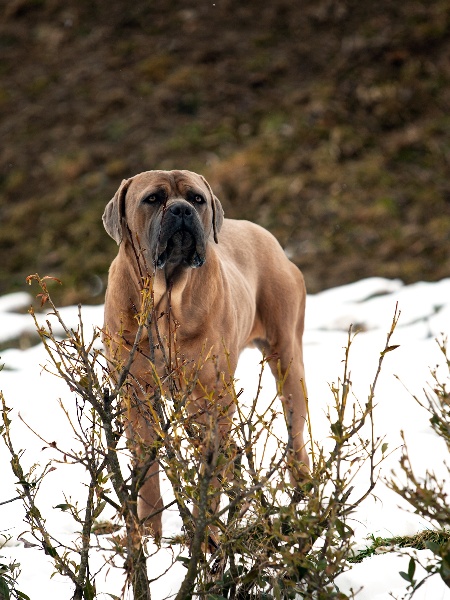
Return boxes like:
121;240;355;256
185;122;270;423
193;194;205;204
142;194;158;204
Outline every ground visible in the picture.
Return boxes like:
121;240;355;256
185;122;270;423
1;0;449;304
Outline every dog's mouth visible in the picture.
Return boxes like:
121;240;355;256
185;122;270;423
156;229;205;270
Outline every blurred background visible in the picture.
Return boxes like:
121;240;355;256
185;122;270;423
1;0;449;305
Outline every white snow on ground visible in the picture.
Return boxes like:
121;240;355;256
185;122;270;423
1;277;450;599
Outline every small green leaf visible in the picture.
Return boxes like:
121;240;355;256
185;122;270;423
93;500;106;519
44;544;57;558
240;568;260;585
331;421;343;437
381;442;388;454
408;557;416;579
17;591;31;600
335;518;354;540
399;557;416;585
54;503;72;512
0;576;10;600
176;556;190;568
28;505;41;519
426;541;441;554
83;579;96;600
381;344;400;356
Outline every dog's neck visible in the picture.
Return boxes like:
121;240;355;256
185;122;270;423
117;240;221;324
154;245;221;317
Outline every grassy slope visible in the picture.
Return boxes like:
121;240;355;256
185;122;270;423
0;0;449;303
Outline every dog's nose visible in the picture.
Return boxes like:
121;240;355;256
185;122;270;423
169;203;193;218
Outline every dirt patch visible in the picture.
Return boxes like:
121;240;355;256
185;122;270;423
1;0;449;304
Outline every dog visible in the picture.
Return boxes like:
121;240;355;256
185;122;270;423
102;169;308;538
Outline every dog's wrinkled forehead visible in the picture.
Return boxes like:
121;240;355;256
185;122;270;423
103;169;224;245
129;169;208;199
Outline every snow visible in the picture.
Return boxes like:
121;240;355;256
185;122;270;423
1;277;450;599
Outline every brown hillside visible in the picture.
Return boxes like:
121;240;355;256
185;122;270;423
1;0;449;304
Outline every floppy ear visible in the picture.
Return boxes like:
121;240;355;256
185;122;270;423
102;178;130;244
199;175;224;244
211;193;224;243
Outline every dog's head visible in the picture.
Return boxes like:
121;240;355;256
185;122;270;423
103;170;224;271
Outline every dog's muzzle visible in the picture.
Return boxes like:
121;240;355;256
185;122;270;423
156;202;206;269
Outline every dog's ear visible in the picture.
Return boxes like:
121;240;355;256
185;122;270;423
211;193;224;243
102;178;130;244
199;175;224;244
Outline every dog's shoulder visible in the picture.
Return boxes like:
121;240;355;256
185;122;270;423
217;218;302;280
219;218;285;257
220;218;278;243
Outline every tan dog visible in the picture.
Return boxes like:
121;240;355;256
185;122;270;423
103;169;308;537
